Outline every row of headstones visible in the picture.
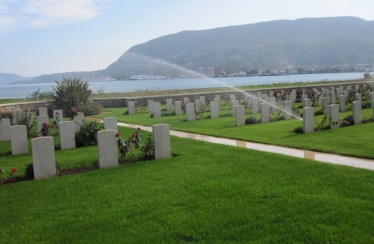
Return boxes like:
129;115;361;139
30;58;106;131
0;114;116;156
0;108;86;155
125;94;294;122
301;91;374;112
27;123;171;180
302;101;374;133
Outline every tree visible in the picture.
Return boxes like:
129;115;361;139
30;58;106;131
363;72;371;79
50;77;92;111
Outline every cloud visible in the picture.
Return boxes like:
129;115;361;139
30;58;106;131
0;0;106;31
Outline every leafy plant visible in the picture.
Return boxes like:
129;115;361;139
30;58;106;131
75;120;104;147
16;112;34;137
50;77;92;111
340;115;355;127
0;166;17;185
39;122;50;136
314;115;330;131
117;128;155;162
245;116;260;125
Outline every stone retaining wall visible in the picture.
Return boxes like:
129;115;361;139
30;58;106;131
0;101;50;114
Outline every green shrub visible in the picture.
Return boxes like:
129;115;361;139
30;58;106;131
78;102;102;116
245;116;260;125
75;120;104;147
340;115;355;127
50;77;92;111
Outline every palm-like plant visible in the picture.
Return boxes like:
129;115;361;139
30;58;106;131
50;77;92;110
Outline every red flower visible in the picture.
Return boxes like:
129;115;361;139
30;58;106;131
115;133;120;137
12;168;16;174
42;123;48;127
7;178;11;182
33;136;38;138
132;133;136;138
137;127;141;131
75;108;78;112
145;147;149;152
56;112;59;115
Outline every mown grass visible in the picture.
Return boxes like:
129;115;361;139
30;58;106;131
1;125;374;243
94;103;374;159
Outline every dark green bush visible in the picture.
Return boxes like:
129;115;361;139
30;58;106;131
340;115;355;127
245;116;260;125
293;126;303;134
75;120;104;147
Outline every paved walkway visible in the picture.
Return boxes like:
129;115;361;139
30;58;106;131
115;122;374;171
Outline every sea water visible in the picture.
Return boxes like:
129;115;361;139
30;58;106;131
0;73;367;99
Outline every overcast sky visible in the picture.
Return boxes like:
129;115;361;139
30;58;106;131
1;0;373;77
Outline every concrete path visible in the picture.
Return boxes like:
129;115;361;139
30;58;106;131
115;122;374;171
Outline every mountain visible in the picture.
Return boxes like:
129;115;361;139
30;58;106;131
0;73;34;85
11;16;374;84
104;16;374;78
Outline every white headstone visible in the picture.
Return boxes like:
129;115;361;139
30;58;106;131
303;107;314;134
331;91;336;104
183;97;189;104
37;115;49;135
32;137;56;179
231;100;239;116
59;121;76;150
10;125;28;155
74;112;85;132
355;93;362;102
339;95;346;112
97;130;118;169
329;104;339;129
127;101;135;115
153;124;171;160
261;103;270;123
210;101;218;119
166;99;173;111
12;109;22;125
147;100;154;113
322;97;329;114
53;110;63;125
186;103;195;121
0;118;11;141
103;117;117;130
153;102;161;118
284;101;292;120
352;101;361;125
303;99;311;108
39;107;48;116
175;101;183;116
371;92;374;108
195;99;202;112
213;98;220;110
235;105;245;126
251;98;259;114
269;97;276;106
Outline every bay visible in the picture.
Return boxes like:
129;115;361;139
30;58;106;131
0;72;368;99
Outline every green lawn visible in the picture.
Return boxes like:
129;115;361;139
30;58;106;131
94;104;374;159
1;125;374;243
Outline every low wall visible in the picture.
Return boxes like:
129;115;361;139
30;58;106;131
0;101;50;114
